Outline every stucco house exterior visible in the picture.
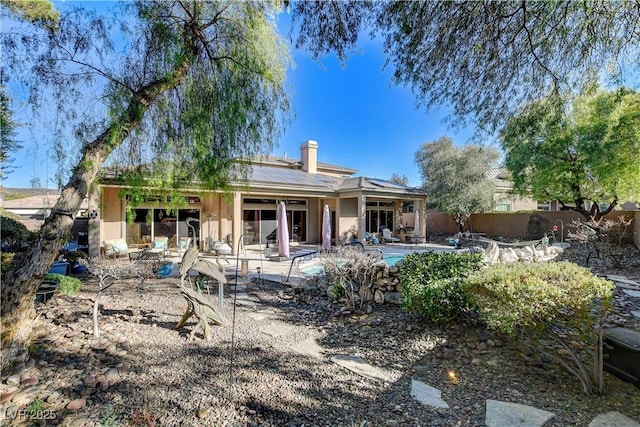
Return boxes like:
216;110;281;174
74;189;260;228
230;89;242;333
91;140;428;256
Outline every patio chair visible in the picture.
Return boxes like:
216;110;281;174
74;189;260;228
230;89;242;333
149;236;169;254
365;232;380;245
102;238;142;258
381;228;400;243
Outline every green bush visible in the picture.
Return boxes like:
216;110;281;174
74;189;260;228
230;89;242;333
1;215;35;252
399;251;483;323
46;273;82;296
463;261;613;395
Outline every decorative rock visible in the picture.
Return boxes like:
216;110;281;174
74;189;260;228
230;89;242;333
69;417;90;427
197;407;209;419
21;376;39;386
6;374;21;385
66;398;87;410
0;392;13;403
374;290;385;304
46;391;61;403
588;411;640;427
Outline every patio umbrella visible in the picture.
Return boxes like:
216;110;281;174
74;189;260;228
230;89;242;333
322;204;331;250
277;201;290;257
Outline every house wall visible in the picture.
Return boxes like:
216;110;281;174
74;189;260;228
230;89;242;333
101;187;124;241
493;191;538;212
426;210;636;243
338;197;358;243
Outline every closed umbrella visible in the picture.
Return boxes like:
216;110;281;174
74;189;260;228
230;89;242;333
277;202;289;257
322;204;331;250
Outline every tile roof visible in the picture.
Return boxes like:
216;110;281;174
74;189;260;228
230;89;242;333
248;164;342;191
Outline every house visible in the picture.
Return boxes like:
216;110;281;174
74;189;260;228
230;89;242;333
488;167;539;212
93;140;428;256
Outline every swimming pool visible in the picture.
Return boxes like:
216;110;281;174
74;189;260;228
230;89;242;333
382;255;405;267
300;254;405;276
300;264;325;276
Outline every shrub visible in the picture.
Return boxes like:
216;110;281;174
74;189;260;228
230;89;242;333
320;246;383;310
46;273;82;296
0;215;35;252
400;251;483;323
463;261;613;395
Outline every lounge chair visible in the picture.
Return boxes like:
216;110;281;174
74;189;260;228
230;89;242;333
381;228;400;243
102;239;142;258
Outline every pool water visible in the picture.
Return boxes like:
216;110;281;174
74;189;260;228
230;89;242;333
383;255;404;267
300;254;405;276
300;264;325;276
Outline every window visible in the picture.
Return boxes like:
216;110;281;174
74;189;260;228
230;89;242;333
495;204;511;212
402;201;415;213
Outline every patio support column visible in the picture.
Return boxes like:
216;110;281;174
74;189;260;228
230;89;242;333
88;189;100;258
334;198;341;244
232;191;242;255
358;194;367;242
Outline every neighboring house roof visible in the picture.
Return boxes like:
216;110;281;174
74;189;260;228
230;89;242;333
488;167;514;191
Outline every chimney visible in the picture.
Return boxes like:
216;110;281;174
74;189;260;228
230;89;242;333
300;140;318;174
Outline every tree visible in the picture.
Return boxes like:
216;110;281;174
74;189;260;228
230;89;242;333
0;1;290;369
415;137;499;232
0;85;22;181
389;173;408;186
500;87;640;222
291;1;639;133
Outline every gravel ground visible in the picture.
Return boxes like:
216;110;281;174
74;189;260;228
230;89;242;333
2;243;640;426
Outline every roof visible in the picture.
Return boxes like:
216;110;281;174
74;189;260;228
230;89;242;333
251;154;358;175
1;192;89;210
248;164;342;192
488;167;514;191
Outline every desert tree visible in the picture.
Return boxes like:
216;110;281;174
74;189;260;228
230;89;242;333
0;84;22;181
415;137;499;232
389;173;408;186
501;87;640;223
290;1;639;134
0;0;290;369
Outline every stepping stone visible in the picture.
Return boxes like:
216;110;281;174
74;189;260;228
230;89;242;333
589;411;640;427
290;337;325;359
233;293;257;307
330;355;391;382
612;281;640;291
246;310;274;322
485;399;555;427
410;379;449;409
607;275;640;287
622;289;640;298
260;322;294;337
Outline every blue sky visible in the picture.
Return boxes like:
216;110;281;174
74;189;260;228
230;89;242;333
2;3;475;189
277;16;475;186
